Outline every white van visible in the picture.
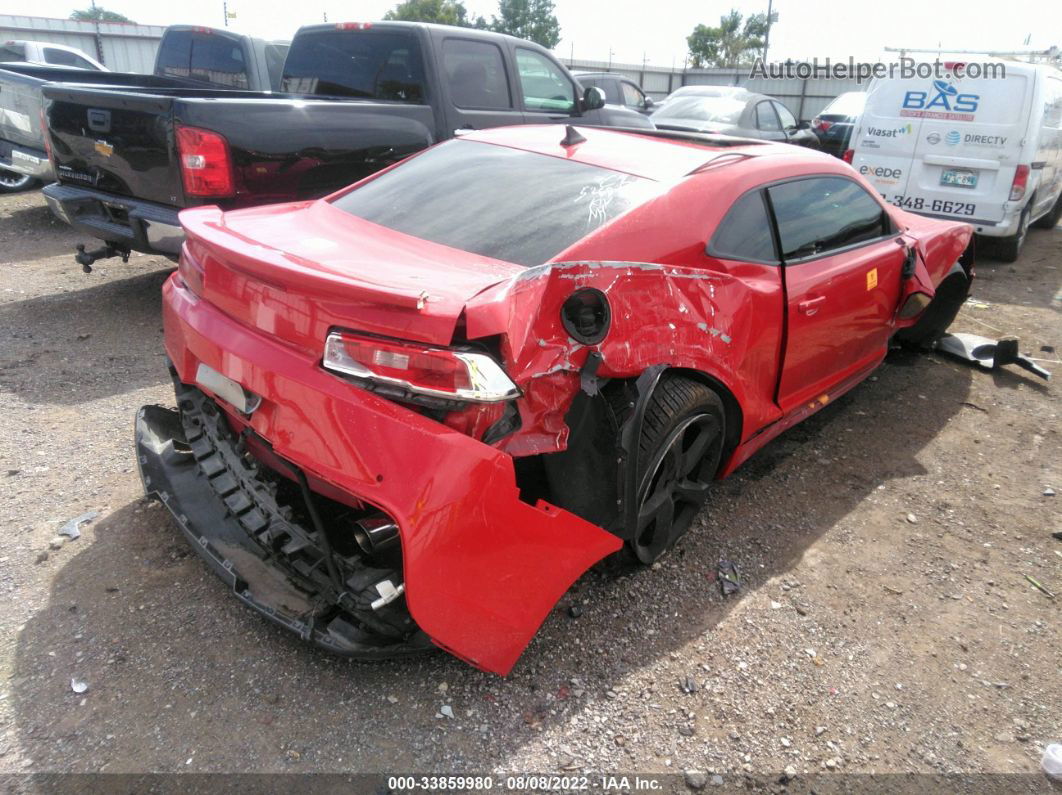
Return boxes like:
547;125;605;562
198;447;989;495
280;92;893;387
849;59;1062;261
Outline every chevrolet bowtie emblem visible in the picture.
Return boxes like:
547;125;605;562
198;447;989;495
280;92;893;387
94;139;114;157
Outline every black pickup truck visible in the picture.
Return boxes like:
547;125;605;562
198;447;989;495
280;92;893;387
41;21;651;266
0;26;288;193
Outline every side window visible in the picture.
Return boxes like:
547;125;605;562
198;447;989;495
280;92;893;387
516;48;575;112
755;101;781;131
622;81;645;109
442;39;512;110
773;101;797;129
189;35;249;90
0;42;26;62
708;190;777;263
44;47;93;68
768;177;890;260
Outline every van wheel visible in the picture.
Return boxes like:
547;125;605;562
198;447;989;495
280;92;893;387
1031;194;1062;230
628;376;725;565
996;205;1030;263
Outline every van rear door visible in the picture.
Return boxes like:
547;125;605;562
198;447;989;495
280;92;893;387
854;68;1031;226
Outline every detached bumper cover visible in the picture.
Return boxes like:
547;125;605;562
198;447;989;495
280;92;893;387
42;182;183;256
156;275;621;675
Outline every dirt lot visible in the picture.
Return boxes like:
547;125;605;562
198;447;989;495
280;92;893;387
0;189;1058;783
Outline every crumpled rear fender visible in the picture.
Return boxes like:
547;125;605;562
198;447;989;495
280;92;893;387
162;276;621;675
465;260;785;457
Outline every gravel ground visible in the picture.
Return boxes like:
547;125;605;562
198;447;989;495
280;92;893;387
0;189;1059;783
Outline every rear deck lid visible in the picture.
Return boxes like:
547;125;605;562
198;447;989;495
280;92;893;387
180;200;524;350
853;65;1031;225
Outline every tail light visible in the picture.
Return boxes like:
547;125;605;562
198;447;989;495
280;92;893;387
176;124;234;198
323;331;519;403
1009;164;1030;202
39;108;52;163
843;149;854;164
813;117;833;132
335;22;372;30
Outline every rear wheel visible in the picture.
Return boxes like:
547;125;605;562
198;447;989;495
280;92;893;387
996;204;1030;263
895;264;972;351
0;169;36;194
1031;193;1062;230
629;376;725;565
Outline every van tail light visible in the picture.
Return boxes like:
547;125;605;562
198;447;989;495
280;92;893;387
1009;164;1030;202
323;331;519;403
176;124;234;198
842;149;854;164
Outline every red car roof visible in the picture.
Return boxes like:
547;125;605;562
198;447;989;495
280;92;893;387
458;124;803;181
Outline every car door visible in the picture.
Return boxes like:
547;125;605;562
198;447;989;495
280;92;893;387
514;47;580;125
768;175;906;414
754;100;787;142
441;37;523;133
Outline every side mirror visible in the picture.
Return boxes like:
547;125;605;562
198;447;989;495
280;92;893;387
797;120;811;130
643;96;654;109
582;85;606;111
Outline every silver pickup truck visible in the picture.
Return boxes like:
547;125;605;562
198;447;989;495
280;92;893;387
0;25;288;192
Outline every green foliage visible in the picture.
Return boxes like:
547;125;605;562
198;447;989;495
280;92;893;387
687;9;777;67
383;0;486;28
70;6;133;22
489;0;561;49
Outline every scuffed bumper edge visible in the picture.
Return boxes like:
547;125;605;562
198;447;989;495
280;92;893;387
160;275;623;675
135;403;434;660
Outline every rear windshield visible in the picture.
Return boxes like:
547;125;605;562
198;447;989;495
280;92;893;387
654;95;747;124
156;31;250;89
281;30;426;101
0;42;26;62
822;92;866;117
331;140;659;266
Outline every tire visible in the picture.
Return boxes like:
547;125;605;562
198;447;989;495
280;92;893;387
1031;193;1062;230
0;169;37;194
996;204;1030;263
895;264;971;351
628;375;725;565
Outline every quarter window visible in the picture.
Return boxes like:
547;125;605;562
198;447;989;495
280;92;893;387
755;101;781;131
708;190;777;263
516;48;575;112
768;177;890;260
442;39;512;110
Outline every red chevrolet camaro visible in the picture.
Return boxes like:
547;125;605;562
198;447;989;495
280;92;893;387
136;124;973;675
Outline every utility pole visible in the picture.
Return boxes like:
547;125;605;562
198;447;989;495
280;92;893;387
763;0;773;60
223;0;229;27
607;48;614;70
89;0;104;65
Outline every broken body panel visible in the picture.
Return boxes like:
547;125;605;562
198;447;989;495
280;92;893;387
142;126;974;674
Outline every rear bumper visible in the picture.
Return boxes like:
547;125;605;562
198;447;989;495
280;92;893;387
41;182;183;256
0;139;52;180
156;275;621;675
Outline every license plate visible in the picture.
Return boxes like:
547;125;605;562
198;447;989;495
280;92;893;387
941;168;978;188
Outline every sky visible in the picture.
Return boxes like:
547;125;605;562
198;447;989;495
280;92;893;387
6;0;1061;68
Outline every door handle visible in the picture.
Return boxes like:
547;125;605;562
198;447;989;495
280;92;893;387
798;296;826;315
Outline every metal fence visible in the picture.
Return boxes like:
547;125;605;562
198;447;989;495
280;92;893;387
0;14;164;73
567;59;865;121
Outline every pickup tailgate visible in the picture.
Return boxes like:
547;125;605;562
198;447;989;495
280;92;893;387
45;85;182;207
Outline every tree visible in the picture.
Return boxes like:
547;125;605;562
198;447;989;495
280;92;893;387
70;6;132;22
687;9;776;67
383;0;486;28
489;0;560;49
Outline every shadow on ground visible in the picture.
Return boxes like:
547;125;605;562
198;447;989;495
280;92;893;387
0;269;171;405
0;203;81;266
8;349;973;772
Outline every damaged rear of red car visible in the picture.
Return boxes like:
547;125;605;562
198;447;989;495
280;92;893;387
137;125;973;675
